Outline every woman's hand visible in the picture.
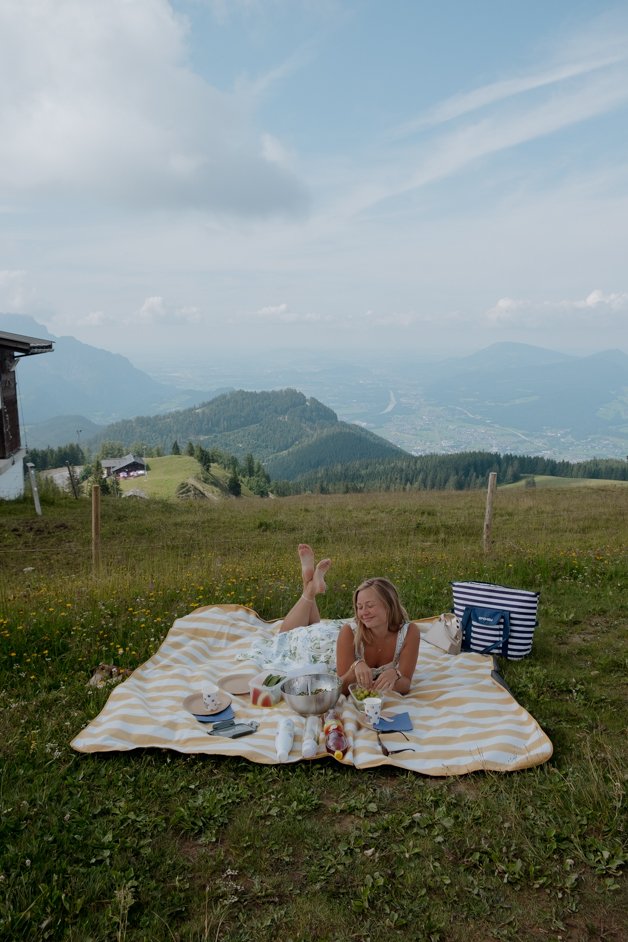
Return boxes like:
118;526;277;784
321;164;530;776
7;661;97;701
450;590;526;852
353;659;374;688
373;667;398;691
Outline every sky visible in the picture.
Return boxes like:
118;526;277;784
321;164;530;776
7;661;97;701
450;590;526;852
1;0;628;370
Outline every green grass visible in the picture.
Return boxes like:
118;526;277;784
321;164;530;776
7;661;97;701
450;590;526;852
503;475;628;489
117;455;251;500
117;454;201;499
0;486;626;941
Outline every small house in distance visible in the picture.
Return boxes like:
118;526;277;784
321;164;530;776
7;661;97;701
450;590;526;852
101;454;147;479
0;329;54;499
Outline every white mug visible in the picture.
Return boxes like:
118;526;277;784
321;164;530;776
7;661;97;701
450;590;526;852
364;697;381;726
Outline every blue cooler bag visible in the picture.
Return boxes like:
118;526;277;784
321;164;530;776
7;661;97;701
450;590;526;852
452;581;540;660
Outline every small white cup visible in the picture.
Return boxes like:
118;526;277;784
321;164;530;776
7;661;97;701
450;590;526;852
201;685;220;711
364;697;381;726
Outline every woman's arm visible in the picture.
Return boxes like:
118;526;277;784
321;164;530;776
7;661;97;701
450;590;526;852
336;623;373;694
372;622;420;694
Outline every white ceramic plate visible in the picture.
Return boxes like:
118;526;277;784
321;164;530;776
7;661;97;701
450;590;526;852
182;691;232;717
217;672;256;696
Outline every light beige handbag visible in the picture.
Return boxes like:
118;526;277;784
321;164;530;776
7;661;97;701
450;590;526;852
416;613;462;655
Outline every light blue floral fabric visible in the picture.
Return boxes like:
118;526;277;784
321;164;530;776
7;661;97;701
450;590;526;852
236;620;349;671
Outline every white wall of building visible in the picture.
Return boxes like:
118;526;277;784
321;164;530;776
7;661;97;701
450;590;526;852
0;450;26;499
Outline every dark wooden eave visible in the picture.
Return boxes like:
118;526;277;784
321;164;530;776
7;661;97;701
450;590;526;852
0;329;55;357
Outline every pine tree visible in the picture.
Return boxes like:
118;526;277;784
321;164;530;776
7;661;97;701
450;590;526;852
227;471;241;496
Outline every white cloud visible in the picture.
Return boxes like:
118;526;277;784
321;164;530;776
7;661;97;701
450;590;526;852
485;290;628;328
485;297;529;324
257;303;289;318
339;18;628;222
378;71;628;217
0;0;307;217
138;296;169;323
0;269;33;309
392;53;626;137
254;303;328;323
575;289;628;310
137;296;203;326
261;133;294;168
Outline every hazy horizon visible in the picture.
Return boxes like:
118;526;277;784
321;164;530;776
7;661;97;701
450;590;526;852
1;1;627;364
3;312;626;392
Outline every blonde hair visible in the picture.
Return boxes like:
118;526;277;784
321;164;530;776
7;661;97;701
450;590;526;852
352;577;409;653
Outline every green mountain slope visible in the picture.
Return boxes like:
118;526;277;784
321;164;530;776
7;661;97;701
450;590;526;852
90;388;405;477
266;423;405;479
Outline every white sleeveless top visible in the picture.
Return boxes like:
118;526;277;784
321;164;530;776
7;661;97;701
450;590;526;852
353;622;409;678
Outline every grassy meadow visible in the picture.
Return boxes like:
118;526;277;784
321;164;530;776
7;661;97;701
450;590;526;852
0;484;626;941
503;475;628;490
116;457;251;501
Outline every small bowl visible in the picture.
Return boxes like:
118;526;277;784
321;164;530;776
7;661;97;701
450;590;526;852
248;671;285;707
281;673;342;716
348;684;383;713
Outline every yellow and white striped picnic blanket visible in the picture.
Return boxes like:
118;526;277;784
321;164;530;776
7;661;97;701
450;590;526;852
71;604;553;775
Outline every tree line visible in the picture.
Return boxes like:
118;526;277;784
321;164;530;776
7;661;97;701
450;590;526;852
272;451;628;494
24;440;627;499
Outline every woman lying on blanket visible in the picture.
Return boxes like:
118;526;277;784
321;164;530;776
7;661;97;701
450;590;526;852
279;545;420;695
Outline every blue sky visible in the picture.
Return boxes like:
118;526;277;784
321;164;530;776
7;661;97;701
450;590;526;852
1;0;627;367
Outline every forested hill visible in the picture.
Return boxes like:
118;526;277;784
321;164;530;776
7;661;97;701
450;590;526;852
90;388;406;470
275;451;628;493
265;424;405;480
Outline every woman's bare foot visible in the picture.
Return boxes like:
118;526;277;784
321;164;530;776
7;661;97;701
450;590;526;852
298;544;315;585
310;558;331;596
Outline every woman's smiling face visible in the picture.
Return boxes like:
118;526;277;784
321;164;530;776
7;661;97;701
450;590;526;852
356;586;388;632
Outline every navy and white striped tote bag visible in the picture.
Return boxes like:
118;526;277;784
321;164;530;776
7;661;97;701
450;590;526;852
452;581;540;660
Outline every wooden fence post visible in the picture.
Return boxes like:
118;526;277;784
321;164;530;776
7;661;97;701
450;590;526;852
92;485;101;573
483;472;497;553
66;461;79;499
25;462;42;516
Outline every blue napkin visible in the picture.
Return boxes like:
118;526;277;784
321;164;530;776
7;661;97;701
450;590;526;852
194;705;235;725
374;711;413;733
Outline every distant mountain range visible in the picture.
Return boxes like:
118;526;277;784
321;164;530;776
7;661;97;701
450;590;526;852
2;313;627;460
155;340;628;460
278;342;628;461
0;313;228;444
422;344;628;437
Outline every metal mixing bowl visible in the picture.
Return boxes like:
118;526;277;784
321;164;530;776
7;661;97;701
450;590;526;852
281;672;342;716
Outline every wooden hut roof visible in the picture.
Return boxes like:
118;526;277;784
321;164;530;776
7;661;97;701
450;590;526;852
0;329;54;357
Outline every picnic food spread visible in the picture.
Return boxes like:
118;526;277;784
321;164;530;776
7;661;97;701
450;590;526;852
249;671;286;706
323;709;349;760
352;686;379;701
